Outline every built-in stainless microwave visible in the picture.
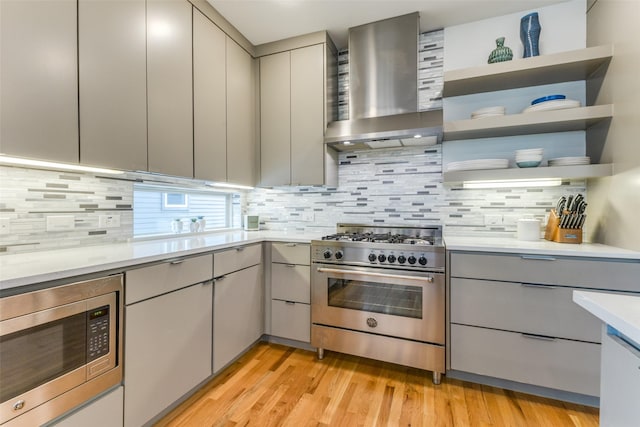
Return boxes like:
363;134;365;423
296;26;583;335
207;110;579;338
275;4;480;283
0;274;123;426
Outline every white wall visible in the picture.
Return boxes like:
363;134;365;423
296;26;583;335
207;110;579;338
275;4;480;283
444;0;586;71
585;0;640;251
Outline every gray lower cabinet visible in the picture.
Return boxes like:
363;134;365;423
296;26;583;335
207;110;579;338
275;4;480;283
0;0;78;163
600;329;640;427
50;386;123;427
124;255;213;427
78;0;147;171
213;244;263;373
147;0;193;178
270;243;311;342
449;251;640;396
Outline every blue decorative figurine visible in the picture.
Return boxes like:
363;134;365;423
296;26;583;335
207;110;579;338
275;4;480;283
520;12;541;58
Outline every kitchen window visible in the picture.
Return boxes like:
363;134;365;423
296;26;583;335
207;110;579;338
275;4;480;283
133;185;241;237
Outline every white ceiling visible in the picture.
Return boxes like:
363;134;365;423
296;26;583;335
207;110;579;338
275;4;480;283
207;0;569;49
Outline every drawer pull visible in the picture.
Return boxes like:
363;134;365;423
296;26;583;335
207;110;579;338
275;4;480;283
285;243;297;247
236;247;245;252
285;301;296;305
169;260;184;265
285;264;296;268
520;255;557;261
214;275;226;282
521;333;556;342
520;283;554;290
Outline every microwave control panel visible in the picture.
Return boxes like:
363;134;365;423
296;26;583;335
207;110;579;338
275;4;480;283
87;306;110;361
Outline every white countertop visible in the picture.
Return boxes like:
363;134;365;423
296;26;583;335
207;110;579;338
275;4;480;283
2;230;638;292
0;230;323;291
444;235;640;259
573;291;640;347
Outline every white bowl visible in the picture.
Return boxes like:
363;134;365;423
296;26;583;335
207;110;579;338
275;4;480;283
516;148;544;154
516;155;543;162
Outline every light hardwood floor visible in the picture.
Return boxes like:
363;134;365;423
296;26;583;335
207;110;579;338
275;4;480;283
156;342;599;427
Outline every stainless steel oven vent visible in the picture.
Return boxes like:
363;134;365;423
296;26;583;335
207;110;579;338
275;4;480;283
325;12;442;146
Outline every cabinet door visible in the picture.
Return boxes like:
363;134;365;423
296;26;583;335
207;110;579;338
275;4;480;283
213;264;263;372
0;0;78;163
600;331;640;427
79;0;147;171
124;282;212;427
193;9;226;182
291;44;325;185
271;264;310;304
147;0;193;177
52;386;123;427
227;39;257;186
260;51;291;186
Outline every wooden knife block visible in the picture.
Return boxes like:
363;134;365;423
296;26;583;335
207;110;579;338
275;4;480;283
544;209;583;244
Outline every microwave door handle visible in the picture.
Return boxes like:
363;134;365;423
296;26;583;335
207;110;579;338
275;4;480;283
316;267;434;283
0;299;87;336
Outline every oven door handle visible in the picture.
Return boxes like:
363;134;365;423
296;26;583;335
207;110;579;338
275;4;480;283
316;267;434;283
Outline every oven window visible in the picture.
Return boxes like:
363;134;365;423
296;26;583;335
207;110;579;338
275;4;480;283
0;312;87;402
328;278;423;319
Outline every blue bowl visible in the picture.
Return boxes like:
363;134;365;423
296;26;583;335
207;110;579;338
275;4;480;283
517;160;542;168
531;94;566;105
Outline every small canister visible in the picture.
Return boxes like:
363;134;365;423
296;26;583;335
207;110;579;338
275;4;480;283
517;218;541;241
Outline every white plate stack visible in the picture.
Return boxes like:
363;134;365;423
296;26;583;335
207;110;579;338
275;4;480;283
471;106;506;119
446;158;509;172
548;156;590;166
522;99;581;113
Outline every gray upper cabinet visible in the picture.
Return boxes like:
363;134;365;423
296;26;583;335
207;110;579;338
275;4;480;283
0;0;78;163
193;8;227;182
260;51;291;186
259;42;334;186
147;0;193;178
291;44;325;185
79;0;147;171
226;39;257;187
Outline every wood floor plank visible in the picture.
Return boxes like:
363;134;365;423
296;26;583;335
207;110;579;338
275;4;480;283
157;343;600;427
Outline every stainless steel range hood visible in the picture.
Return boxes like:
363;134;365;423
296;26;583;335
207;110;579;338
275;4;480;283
325;12;443;148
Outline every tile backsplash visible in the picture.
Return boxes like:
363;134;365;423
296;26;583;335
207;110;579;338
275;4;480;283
0;166;133;253
246;145;587;236
1;146;586;254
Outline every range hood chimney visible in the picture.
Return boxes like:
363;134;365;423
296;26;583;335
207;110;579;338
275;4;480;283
325;12;443;148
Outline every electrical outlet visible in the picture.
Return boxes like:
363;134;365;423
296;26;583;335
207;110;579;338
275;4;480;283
99;215;121;228
484;214;503;226
502;214;521;225
301;212;315;222
0;217;10;235
46;215;75;231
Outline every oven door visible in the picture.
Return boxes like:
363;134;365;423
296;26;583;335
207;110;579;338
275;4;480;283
312;263;444;344
0;292;116;424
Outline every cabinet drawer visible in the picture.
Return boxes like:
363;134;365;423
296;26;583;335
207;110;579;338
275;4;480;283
451;278;602;342
271;300;310;343
450;252;640;292
214;243;262;277
271;263;310;303
272;242;310;265
450;324;600;396
126;254;213;304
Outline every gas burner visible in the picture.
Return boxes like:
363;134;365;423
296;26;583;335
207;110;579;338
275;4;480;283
322;232;434;245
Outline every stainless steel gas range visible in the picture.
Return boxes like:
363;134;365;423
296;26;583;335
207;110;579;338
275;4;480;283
311;223;445;384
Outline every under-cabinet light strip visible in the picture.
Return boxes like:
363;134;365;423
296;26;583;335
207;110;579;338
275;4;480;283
0;155;125;174
463;178;562;189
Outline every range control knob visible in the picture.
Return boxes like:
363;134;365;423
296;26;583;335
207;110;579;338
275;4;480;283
397;255;406;264
323;249;332;259
408;255;417;265
387;255;396;263
378;254;386;263
335;250;343;260
418;256;428;265
368;253;377;262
